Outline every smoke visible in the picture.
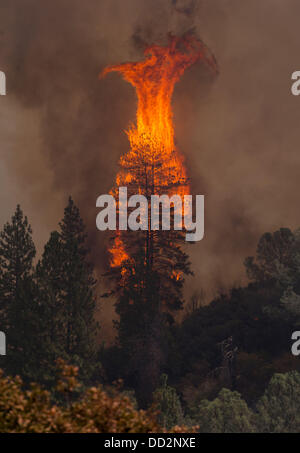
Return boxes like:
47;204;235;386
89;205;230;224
1;0;300;336
131;0;200;50
172;0;198;16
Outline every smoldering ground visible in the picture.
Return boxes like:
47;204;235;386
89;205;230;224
1;0;300;339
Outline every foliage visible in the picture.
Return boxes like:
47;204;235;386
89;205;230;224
3;205;300;433
256;371;300;433
244;228;296;284
105;143;193;406
234;352;274;404
172;283;287;376
0;362;192;433
36;197;100;385
153;374;184;429
195;388;255;433
0;205;37;379
0;201;100;387
245;228;300;332
166;227;300;405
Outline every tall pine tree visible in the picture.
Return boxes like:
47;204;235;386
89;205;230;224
37;197;99;384
105;141;193;406
0;205;37;379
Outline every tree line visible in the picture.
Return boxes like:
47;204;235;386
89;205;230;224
1;198;300;432
0;199;99;387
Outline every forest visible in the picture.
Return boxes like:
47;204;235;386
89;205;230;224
0;200;300;433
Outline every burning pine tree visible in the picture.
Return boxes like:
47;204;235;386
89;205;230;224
101;34;217;405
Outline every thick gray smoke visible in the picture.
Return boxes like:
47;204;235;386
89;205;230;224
1;0;300;337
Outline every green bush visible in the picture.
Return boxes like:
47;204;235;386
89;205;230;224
196;388;255;433
256;371;300;433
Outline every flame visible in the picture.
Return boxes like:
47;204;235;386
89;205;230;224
109;232;130;268
172;270;182;281
101;34;217;272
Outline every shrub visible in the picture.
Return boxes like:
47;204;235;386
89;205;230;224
0;362;193;433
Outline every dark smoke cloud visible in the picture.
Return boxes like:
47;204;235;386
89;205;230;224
1;0;300;336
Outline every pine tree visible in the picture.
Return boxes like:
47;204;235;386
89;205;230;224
0;205;37;378
106;141;193;406
35;231;67;384
37;197;99;384
153;374;184;429
244;228;296;283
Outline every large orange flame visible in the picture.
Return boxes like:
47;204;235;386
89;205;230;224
101;34;217;271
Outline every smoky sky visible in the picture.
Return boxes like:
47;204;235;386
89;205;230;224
1;0;300;337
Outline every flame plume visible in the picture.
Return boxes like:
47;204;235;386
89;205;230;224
101;34;217;273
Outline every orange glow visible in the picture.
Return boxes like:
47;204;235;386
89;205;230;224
109;232;130;268
172;270;182;281
101;34;217;271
